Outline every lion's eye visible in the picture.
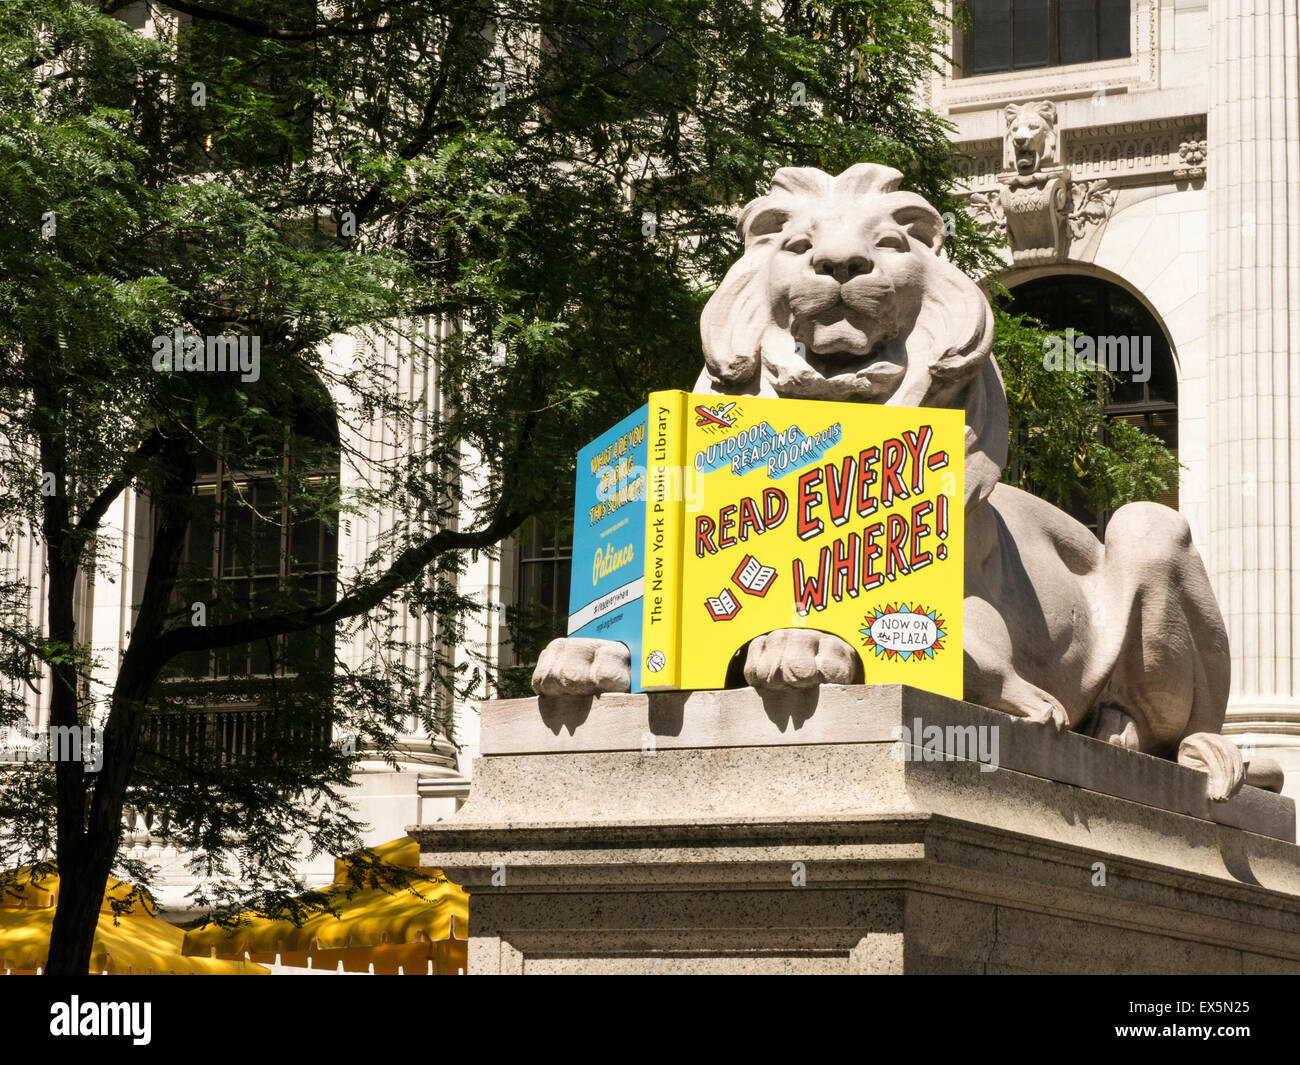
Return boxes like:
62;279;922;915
783;237;812;255
876;233;908;251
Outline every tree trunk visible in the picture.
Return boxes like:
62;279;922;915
42;557;103;974
45;850;110;975
44;438;195;973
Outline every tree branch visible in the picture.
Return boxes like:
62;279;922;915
76;429;168;534
154;503;525;660
349;11;467;230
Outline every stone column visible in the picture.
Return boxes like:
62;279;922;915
1206;0;1300;794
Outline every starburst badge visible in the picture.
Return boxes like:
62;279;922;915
860;603;946;661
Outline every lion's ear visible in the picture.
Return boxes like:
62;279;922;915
741;204;791;243
1004;103;1021;125
739;168;835;245
1035;100;1058;125
891;197;946;254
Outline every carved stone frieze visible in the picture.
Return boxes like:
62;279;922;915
997;167;1073;265
1067;178;1119;240
1174;138;1208;180
955;116;1208;190
960;100;1122;263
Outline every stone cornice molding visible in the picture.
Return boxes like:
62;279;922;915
954;114;1208;192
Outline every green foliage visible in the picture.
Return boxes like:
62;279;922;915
991;305;1179;516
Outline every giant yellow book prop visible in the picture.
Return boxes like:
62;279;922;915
569;391;964;697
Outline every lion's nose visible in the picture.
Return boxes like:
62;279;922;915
812;250;872;284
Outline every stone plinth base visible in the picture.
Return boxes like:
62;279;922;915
409;685;1300;974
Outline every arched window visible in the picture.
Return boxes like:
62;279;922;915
146;388;340;766
1005;273;1178;534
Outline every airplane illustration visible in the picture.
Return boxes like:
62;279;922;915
694;402;737;428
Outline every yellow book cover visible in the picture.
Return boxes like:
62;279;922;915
569;390;964;698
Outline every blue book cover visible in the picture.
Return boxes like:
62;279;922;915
567;404;650;689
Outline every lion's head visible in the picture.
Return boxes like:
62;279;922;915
695;162;1007;510
1003;101;1058;175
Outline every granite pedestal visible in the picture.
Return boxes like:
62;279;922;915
409;684;1300;974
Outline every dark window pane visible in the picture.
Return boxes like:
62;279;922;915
184;486;218;567
969;0;1012;74
1068;285;1104;336
178;648;210;679
251;481;282;575
1020;276;1103;338
318;574;337;663
246;579;279;674
539;561;557;611
1104;290;1145;335
221;485;248;576
1109;368;1144;405
1099;0;1130;58
961;0;1130;77
1013;0;1050;68
291;517;322;571
1058;0;1098;64
1147;410;1178;452
512;514;574;662
193;448;219;475
321;523;338;573
1108;352;1149;404
1144;336;1178;404
1011;287;1060;326
556;559;572;616
155;402;340;762
293;433;334;468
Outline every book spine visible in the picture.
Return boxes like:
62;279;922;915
640;390;687;689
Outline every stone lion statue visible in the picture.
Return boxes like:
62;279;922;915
533;162;1257;801
1004;100;1058;175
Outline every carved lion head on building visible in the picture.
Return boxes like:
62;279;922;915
694;162;1007;510
1003;100;1059;175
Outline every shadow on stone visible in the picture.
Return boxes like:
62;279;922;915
648;693;686;738
760;686;819;732
1217;825;1262;886
537;693;594;735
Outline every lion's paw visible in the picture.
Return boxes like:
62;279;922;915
531;638;630;696
994;679;1070;733
1178;732;1245;802
743;629;861;690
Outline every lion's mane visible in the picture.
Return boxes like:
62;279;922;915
696;163;1007;511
